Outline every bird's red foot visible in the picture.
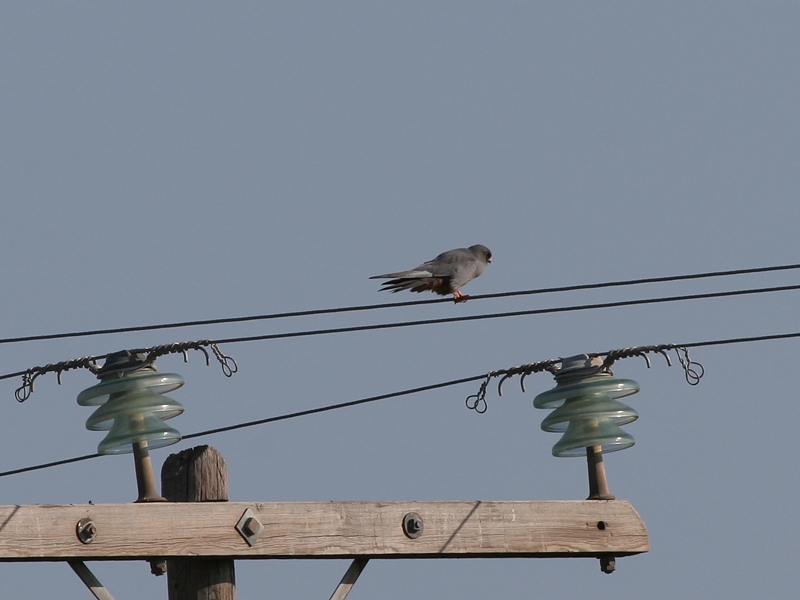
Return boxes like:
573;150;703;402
452;291;470;303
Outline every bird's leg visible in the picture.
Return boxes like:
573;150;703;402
452;290;470;303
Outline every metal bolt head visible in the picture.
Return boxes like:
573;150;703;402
243;516;264;537
149;559;167;576
600;556;616;574
235;508;265;547
402;512;423;539
76;517;97;544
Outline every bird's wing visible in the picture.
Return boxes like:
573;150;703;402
425;248;483;287
370;267;451;295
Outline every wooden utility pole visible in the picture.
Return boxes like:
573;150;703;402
161;445;236;600
0;448;650;597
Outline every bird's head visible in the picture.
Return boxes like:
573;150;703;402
470;244;492;263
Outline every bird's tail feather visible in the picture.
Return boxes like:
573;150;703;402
370;269;432;280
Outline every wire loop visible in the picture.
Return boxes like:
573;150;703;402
15;373;35;402
465;393;488;413
14;356;101;403
465;344;705;413
675;346;704;385
210;343;238;377
601;344;705;385
10;341;237;401
464;360;559;413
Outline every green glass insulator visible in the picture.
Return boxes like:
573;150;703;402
97;413;182;455
534;377;639;409
77;369;185;455
540;393;638;432
77;371;184;406
550;417;636;457
534;376;640;458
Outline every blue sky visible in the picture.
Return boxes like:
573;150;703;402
1;3;799;598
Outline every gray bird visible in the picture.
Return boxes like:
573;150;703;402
371;245;492;302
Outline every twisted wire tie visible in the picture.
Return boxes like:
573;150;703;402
465;345;704;413
15;356;101;402
465;359;560;413
601;344;704;385
14;342;237;402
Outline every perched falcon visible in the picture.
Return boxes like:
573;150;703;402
371;245;492;303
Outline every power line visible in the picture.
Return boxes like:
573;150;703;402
683;330;800;348
0;374;487;478
2;282;799;386
1;262;798;346
180;375;486;439
3;328;800;480
0;452;101;478
211;282;800;344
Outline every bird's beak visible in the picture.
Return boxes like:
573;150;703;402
487;257;492;263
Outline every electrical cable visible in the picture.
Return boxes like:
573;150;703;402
0;374;487;478
180;374;487;440
1;262;798;346
2;328;800;479
0;452;101;478
2;282;799;386
211;282;800;344
682;330;800;348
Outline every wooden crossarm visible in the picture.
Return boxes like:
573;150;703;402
0;500;648;561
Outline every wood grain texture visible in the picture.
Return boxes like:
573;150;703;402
162;445;229;503
161;445;236;600
0;500;648;561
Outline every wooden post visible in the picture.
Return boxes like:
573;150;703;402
161;445;236;600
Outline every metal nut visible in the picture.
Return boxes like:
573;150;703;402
402;512;423;539
243;516;264;537
235;508;265;547
76;517;97;544
599;556;616;574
